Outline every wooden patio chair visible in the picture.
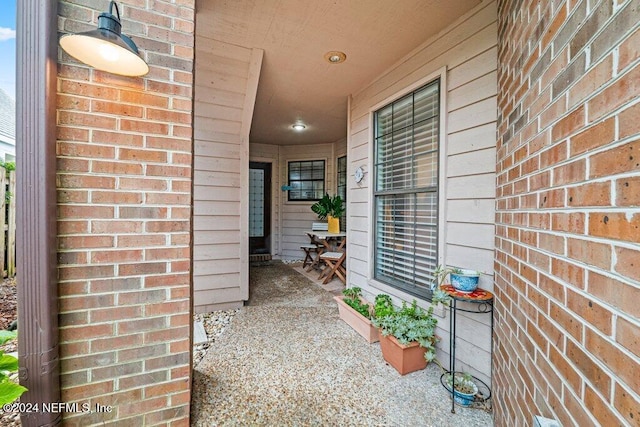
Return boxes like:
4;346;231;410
318;237;346;284
301;222;328;271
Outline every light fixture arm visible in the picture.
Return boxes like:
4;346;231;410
99;1;123;35
58;0;149;76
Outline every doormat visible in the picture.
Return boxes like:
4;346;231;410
249;254;272;262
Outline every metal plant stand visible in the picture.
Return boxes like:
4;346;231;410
439;284;494;413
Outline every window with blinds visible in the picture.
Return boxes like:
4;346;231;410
337;156;347;231
373;79;440;299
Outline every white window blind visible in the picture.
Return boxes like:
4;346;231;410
373;79;440;298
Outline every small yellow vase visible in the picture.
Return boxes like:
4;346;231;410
327;215;340;233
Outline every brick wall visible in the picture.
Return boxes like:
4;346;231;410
57;0;194;424
495;0;640;425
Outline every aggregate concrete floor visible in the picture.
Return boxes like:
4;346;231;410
191;261;493;426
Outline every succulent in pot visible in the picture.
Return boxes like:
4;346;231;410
433;265;481;293
446;372;479;407
372;290;450;375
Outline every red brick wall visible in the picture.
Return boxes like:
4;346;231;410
495;0;640;425
57;0;194;424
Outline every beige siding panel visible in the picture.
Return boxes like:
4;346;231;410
447;147;496;178
193;287;244;310
447;123;496;155
193;230;241;245
194;258;242;276
193;243;242;261
193;171;240;188
448;46;498;90
195;141;245;159
446;199;495;224
194;116;242;136
194;201;241;217
347;1;497;382
446;222;495;250
193;186;240;202
194;87;245;109
447;174;496;199
193;273;240;291
193;27;262;310
447;97;497;134
195;156;241;173
448;71;498;111
193;215;239;231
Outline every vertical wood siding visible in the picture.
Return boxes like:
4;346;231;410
348;1;498;384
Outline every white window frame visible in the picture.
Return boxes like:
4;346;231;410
367;67;447;301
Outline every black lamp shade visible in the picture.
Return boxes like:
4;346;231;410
59;2;149;77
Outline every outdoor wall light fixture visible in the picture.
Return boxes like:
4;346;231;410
292;124;306;131
59;1;149;77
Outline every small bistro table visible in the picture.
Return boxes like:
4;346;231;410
439;284;494;413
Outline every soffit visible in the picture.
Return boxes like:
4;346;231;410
198;0;482;145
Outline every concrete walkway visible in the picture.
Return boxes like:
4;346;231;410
191;261;493;426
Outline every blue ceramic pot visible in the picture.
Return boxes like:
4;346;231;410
450;269;480;293
453;382;478;406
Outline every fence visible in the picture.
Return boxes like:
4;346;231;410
0;170;16;277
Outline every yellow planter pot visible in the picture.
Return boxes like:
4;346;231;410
327;215;340;233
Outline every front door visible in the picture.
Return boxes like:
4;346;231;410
249;162;272;254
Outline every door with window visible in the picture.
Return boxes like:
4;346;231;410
249;162;272;254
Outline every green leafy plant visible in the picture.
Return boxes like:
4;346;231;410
0;330;27;405
372;290;450;362
0;161;15;172
342;287;371;319
374;294;394;318
446;371;477;394
432;265;463;289
310;193;345;219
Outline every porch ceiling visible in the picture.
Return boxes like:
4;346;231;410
198;0;482;145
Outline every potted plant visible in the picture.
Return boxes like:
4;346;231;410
433;265;481;294
372;290;450;375
447;372;479;406
333;287;379;343
310;193;345;233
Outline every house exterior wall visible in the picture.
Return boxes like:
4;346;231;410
495;0;640;425
249;139;347;260
56;0;195;425
192;9;263;313
347;1;498;384
279;141;346;259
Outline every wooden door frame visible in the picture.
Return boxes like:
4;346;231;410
249;161;272;255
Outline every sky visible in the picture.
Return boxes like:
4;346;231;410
0;0;16;100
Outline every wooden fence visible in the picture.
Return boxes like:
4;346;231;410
0;170;16;277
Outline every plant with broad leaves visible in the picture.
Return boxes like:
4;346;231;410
342;287;372;319
372;290;450;362
0;330;27;405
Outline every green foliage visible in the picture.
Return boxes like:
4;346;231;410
446;372;477;394
432;265;464;288
311;193;345;220
372;293;449;362
342;287;371;319
0;330;27;405
373;294;394;318
0;161;15;172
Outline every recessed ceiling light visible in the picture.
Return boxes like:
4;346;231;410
292;124;306;131
324;51;347;64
